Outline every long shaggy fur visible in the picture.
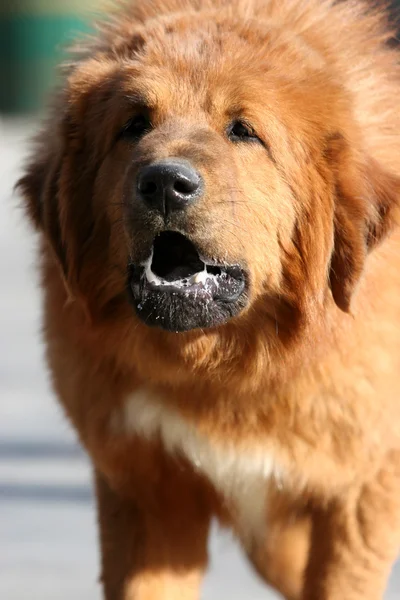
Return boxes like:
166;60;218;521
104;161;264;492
18;1;400;599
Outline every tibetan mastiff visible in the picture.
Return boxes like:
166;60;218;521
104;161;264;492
19;0;400;598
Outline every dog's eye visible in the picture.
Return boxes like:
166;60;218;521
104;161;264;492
228;120;260;143
121;114;152;140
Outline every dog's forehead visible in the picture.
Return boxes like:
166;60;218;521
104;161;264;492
117;36;269;120
68;14;333;148
114;16;327;120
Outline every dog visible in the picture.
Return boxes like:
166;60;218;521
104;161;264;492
18;0;400;598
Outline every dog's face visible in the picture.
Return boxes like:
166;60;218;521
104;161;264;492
20;13;399;338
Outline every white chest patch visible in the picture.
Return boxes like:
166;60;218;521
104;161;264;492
114;390;281;543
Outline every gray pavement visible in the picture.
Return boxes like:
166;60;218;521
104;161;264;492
0;119;399;599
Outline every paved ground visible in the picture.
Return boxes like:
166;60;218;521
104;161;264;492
0;119;399;599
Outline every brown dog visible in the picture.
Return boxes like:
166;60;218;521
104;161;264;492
18;0;400;598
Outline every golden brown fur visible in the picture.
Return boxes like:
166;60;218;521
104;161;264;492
18;0;400;598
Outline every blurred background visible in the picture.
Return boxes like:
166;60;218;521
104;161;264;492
1;1;400;599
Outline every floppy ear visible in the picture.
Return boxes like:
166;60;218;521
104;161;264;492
17;130;71;290
17;115;99;309
328;136;400;312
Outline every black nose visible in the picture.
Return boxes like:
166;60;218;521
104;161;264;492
137;159;203;216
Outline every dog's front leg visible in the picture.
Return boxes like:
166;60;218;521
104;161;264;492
303;455;400;600
94;461;211;600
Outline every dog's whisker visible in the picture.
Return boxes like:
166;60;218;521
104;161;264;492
109;201;129;208
110;218;126;228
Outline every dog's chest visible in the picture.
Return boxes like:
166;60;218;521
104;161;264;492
117;391;279;541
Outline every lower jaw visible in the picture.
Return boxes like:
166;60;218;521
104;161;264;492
130;285;246;332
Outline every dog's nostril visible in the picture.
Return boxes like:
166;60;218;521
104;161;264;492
139;180;158;196
173;178;198;195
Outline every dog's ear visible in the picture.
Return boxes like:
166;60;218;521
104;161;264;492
17;115;99;309
328;136;400;312
17;129;71;290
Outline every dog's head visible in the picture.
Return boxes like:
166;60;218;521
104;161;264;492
19;9;400;342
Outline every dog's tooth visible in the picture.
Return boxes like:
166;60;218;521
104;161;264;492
193;270;208;284
144;263;163;286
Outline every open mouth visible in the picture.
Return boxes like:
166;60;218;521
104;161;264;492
128;231;247;331
144;231;245;299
